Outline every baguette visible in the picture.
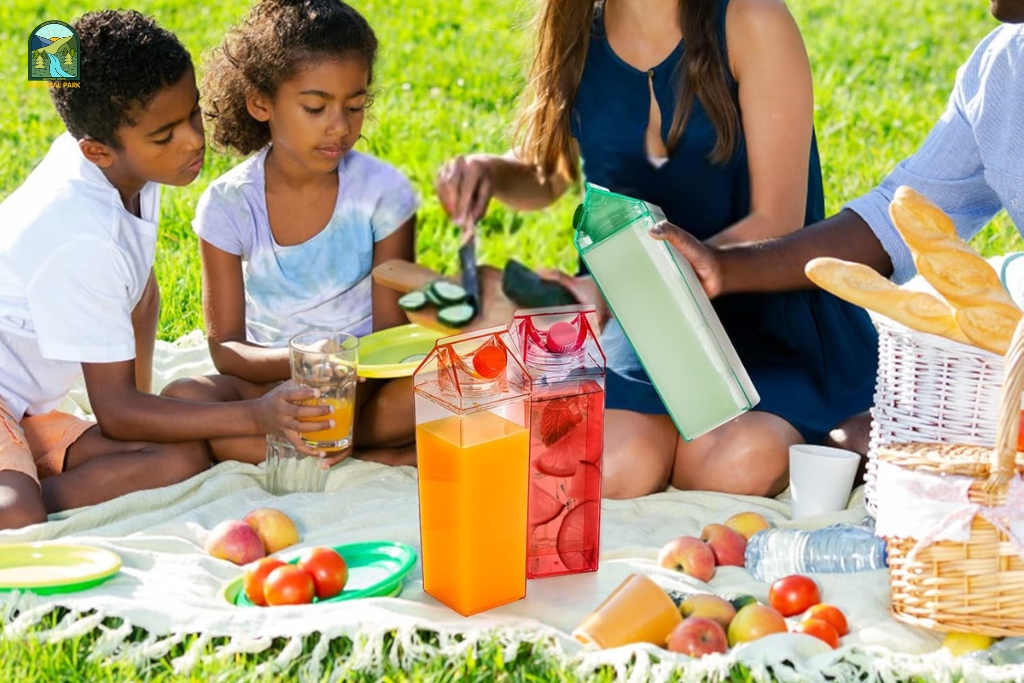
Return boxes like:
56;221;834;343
805;256;969;343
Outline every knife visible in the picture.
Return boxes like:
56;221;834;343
458;221;482;314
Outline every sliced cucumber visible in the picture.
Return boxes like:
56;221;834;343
437;303;476;328
423;284;445;307
429;280;468;305
398;290;428;311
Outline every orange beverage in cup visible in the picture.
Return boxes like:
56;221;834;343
300;396;354;451
289;331;359;452
413;327;533;616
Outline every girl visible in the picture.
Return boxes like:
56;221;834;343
163;0;418;466
435;0;878;497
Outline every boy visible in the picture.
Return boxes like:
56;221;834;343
0;10;329;531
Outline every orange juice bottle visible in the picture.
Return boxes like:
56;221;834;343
413;326;532;616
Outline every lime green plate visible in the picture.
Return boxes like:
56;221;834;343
0;543;122;595
220;541;417;607
357;325;444;378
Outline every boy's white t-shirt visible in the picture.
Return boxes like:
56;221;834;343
0;133;159;422
192;147;419;346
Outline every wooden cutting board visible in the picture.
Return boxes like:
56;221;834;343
371;259;519;334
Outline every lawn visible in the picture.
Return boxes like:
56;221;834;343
0;0;1018;680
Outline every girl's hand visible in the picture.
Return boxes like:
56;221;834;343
435;154;494;227
536;270;611;331
649;221;726;299
320;447;352;469
252;380;331;457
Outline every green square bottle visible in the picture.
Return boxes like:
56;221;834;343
573;183;759;441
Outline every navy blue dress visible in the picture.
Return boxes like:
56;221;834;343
572;0;878;444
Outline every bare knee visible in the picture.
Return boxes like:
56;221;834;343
602;412;676;499
160;377;212;402
0;471;48;530
159;441;212;484
720;438;790;497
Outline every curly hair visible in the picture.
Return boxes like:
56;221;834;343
50;10;192;148
203;0;378;155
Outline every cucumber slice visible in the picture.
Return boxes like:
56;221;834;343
398;291;428;311
423;285;445;307
429;280;468;305
437;303;476;328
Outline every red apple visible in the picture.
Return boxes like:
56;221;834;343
700;523;747;567
723;511;772;541
205;520;265;565
666;617;729;656
657;536;716;582
727;603;788;646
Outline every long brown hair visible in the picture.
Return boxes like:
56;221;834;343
514;0;739;181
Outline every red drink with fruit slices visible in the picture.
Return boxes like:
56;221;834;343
512;305;605;579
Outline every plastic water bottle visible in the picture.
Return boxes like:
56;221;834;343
744;524;888;584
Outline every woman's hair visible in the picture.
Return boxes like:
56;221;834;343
514;0;738;181
202;0;377;155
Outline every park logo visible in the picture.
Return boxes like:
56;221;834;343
28;21;80;84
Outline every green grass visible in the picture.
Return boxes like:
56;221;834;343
0;0;1019;680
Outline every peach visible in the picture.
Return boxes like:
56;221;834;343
666;617;729;657
723;511;771;541
657;536;716;582
244;507;300;554
727;603;788;646
679;594;736;631
205;519;266;565
700;523;747;567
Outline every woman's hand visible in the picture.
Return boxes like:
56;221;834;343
537;270;611;330
435;154;495;227
251;380;331;457
649;221;726;299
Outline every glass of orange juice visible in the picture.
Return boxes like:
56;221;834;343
288;330;358;452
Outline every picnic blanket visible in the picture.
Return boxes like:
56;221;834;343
0;333;1015;682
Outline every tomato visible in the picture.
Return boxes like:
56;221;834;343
242;557;287;606
263;564;315;606
297;547;348;600
793;618;840;649
805;603;849;636
768;574;821;617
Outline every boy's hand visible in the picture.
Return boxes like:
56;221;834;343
436;154;494;227
253;380;331;457
649;221;725;299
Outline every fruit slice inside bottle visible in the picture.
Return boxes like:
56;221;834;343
556;500;600;571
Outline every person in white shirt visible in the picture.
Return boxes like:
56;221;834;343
0;10;330;531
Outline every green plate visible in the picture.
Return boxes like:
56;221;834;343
357;324;444;378
220;541;417;607
0;543;122;595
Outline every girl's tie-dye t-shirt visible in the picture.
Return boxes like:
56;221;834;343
192;147;419;346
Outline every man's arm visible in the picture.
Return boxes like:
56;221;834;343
131;268;159;393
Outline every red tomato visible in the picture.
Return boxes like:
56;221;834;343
768;574;821;617
805;604;849;636
242;557;287;607
263;565;315;606
297;547;348;600
793;618;840;649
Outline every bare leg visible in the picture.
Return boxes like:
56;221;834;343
823;411;872;486
670;411;802;497
0;471;48;530
353;443;417;467
159;376;274;464
354;377;415;448
37;425;211;513
601;410;678;499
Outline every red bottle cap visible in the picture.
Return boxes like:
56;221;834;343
544;322;579;354
472;344;507;379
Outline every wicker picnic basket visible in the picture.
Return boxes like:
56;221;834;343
875;319;1024;636
864;315;1005;516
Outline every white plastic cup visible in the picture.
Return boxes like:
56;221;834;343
788;444;861;519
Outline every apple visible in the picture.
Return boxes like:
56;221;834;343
657;536;716;582
244;507;300;554
666;617;729;657
205;519;266;565
723;511;771;541
700;523;747;567
679;594;736;631
727;603;788;646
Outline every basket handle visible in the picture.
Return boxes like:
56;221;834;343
988;317;1024;494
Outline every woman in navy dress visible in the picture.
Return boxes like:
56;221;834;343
435;0;878;498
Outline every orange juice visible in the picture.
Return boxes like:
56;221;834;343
300;397;354;451
417;410;530;616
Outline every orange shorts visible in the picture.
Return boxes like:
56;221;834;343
0;396;94;485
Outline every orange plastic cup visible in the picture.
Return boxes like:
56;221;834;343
572;573;681;649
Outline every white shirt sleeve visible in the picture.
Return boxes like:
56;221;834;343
844;29;1010;285
26;238;137;363
369;165;420;243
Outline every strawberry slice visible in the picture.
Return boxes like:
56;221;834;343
538;398;585;447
